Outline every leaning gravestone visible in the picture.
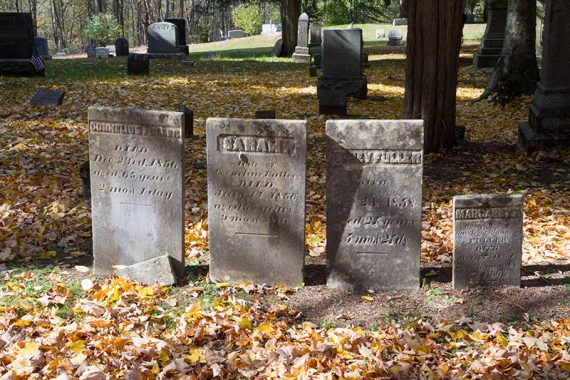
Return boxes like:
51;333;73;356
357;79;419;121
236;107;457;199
0;13;42;77
206;118;307;285
453;194;524;289
272;39;283;57
127;53;149;75
115;37;129;56
88;106;185;284
147;22;182;55
292;13;310;63
34;37;51;60
326;120;424;291
387;29;403;46
31;89;65;106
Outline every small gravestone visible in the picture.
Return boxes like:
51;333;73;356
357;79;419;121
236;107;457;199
127;53;149;75
86;43;96;57
147;22;180;55
30;89;65;106
180;106;193;138
34;37;51;59
387;29;403;46
95;47;109;58
453;194;524;289
272;39;283;57
206;118;307;285
255;110;276;119
88;106;185;283
105;45;116;56
115;37;129;56
326;120;424;291
309;22;322;46
392;18;407;26
376;29;385;39
228;30;246;39
292;13;310;63
0;13;41;77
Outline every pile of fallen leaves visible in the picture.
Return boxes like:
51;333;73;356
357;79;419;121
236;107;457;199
1;277;569;378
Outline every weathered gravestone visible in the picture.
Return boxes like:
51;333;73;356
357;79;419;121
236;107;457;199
387;29;403;46
392;18;407;26
255;110;276;119
0;13;42;77
309;23;322;47
453;194;524;289
326;120;424;291
86;43;97;58
31;89;65;106
376;29;385;39
206;118;307;285
34;37;51;60
95;47;109;58
147;22;182;55
272;39;283;57
318;28;367;115
88;106;185;284
115;37;129;56
292;13;310;63
228;30;247;39
127;53;149;75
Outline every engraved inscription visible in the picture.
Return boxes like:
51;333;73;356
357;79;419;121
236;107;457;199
455;206;522;220
90;121;181;138
349;149;422;165
217;135;295;155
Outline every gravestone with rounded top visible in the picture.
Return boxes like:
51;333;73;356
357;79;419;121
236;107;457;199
292;13;310;63
147;22;179;54
326;120;424;291
34;37;51;59
115;37;129;56
206;118;307;285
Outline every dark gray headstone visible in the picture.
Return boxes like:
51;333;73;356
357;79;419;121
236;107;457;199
473;0;508;68
255;110;276;119
228;30;246;39
86;43;96;57
321;29;363;78
326;120;424;291
34;37;51;59
164;18;187;46
147;22;178;53
206;118;307;285
31;89;65;106
310;22;322;46
453;194;523;289
272;39;283;57
180;106;193;138
127;53;149;75
88;106;185;281
115;37;129;56
0;13;40;77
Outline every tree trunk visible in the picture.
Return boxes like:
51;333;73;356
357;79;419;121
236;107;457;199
404;0;464;153
28;0;38;36
280;0;299;57
478;0;540;104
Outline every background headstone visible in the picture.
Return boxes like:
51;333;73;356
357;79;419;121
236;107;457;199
127;53;149;75
0;13;40;77
105;45;116;56
473;0;508;68
86;43;96;57
309;22;322;46
206;118;307;285
453;194;524;289
272;39;283;57
88;106;185;280
95;47;109;58
387;29;403;46
255;110;276;119
114;37;129;56
392;18;407;25
31;89;65;106
34;37;51;59
292;13;310;63
147;22;179;54
326;120;424;291
375;29;385;39
180;106;193;138
164;18;187;46
228;30;246;39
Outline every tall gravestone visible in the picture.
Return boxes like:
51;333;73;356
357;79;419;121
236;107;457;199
34;37;51;60
318;29;367;115
473;0;508;68
453;194;524;289
309;23;322;48
0;13;42;77
164;18;187;48
326;120;424;291
519;0;570;150
206;118;307;285
88;106;185;284
292;13;310;63
147;22;182;56
115;37;129;56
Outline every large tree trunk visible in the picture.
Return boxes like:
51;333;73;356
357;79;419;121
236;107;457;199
404;0;464;153
478;0;540;104
280;0;299;57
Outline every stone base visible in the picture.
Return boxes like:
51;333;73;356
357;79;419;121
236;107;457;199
518;122;570;152
318;76;368;99
0;59;44;77
318;89;347;116
115;255;178;285
292;47;311;63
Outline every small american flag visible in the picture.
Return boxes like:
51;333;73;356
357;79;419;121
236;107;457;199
30;48;45;72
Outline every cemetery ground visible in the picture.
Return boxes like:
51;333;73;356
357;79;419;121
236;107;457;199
1;43;570;378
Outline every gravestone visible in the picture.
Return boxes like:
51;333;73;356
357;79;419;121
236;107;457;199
95;47;109;58
127;53;149;75
326;120;424;291
474;0;508;68
34;37;51;60
318;29;367;115
376;29;385;39
88;106;185;283
387;29;403;46
519;0;570;151
453;194;524;289
105;45;116;56
0;13;42;77
31;89;65;106
228;30;246;39
206;118;307;285
292;13;310;63
272;39;283;57
262;23;279;34
115;37;129;56
255;110;276;119
392;18;407;25
310;23;322;46
147;22;180;55
180;106;193;138
86;43;97;58
164;18;187;46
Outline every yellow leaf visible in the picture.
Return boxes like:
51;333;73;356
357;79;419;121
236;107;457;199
361;296;374;302
40;251;56;260
186;348;204;364
69;340;85;354
255;322;272;333
496;332;508;348
216;283;231;288
18;342;40;356
240;317;252;330
138;286;154;297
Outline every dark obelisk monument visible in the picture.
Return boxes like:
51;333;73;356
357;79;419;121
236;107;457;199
473;0;508;69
